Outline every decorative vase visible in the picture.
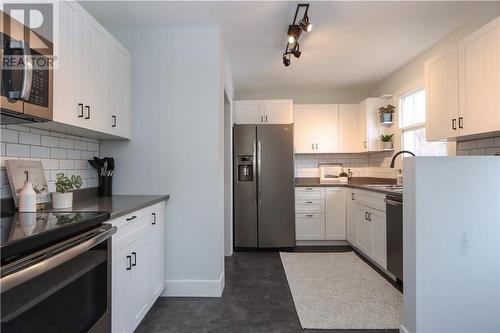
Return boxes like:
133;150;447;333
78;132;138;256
380;112;393;123
383;141;393;150
52;192;73;209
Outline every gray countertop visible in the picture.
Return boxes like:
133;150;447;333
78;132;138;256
295;177;402;196
44;194;170;219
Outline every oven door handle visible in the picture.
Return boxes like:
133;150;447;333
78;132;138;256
384;198;402;206
20;41;33;101
0;226;116;293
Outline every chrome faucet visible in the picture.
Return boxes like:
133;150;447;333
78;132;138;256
390;150;415;168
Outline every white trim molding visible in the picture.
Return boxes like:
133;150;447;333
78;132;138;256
162;273;225;297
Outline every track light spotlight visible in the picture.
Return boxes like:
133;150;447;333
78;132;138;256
300;15;313;33
282;53;291;67
287;25;301;44
291;43;301;58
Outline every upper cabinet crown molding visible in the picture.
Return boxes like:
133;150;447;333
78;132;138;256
233;100;293;124
426;16;500;141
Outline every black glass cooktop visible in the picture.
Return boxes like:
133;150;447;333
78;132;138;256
1;211;110;264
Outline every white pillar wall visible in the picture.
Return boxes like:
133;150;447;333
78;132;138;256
101;26;226;297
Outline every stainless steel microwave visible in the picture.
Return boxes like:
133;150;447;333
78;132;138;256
0;12;53;124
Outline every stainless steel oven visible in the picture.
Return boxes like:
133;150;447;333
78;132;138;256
1;223;115;333
0;12;53;124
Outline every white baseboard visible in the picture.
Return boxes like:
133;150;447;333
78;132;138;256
400;324;411;333
162;273;225;297
296;240;349;246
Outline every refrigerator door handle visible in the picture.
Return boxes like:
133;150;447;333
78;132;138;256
257;140;262;203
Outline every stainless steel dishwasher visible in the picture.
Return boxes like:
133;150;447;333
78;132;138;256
385;193;403;281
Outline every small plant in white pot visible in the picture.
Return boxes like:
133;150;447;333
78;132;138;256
380;134;394;150
52;173;82;209
379;104;395;124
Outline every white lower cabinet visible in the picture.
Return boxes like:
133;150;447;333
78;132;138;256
348;190;387;270
296;213;325;240
111;201;167;333
325;188;346;240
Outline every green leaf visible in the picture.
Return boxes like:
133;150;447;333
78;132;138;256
56;173;64;179
71;175;76;183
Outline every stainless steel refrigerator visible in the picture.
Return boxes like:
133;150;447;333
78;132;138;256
233;124;295;248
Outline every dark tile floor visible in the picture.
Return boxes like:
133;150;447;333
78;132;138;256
135;247;399;333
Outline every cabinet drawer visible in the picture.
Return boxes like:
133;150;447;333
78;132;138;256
295;187;325;199
296;213;325;240
295;199;325;213
354;190;386;212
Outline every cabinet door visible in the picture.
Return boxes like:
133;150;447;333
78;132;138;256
112;245;131;333
346;190;357;246
357;100;368;151
325;188;346;240
425;46;459;140
264;100;293;124
355;205;372;256
459;17;500;136
53;1;81;127
129;224;151;330
370;208;387;269
293;105;314;153
313;104;339;153
295;213;325;240
234;101;265;124
150;202;166;301
338;104;359;152
108;37;131;138
358;98;385;151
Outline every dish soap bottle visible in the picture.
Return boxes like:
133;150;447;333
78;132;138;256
19;170;36;212
396;169;403;186
347;169;353;184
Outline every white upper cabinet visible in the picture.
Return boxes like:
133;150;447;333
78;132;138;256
425;46;459;140
265;100;293;123
108;36;132;138
293;104;339;153
338;104;359;152
313;104;339;153
293;105;314;153
358;98;386;151
426;16;500;140
233;100;265;124
458;17;500;137
51;1;132;139
233;100;293;124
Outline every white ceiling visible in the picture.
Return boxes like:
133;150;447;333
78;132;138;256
81;1;498;96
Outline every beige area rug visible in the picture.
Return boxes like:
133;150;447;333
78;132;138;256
280;252;403;330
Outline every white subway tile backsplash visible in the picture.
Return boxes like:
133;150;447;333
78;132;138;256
476;138;495;148
1;129;19;143
1;125;101;198
74;140;88;150
67;149;81;160
59;138;75;149
19;132;41;145
6;143;30;157
457;135;500;156
41;135;59;147
50;148;67;159
30;146;51;158
59;159;75;169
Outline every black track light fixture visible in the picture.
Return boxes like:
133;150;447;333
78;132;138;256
282;4;312;67
291;43;301;58
282;53;291;67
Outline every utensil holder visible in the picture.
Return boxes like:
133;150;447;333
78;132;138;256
98;176;112;197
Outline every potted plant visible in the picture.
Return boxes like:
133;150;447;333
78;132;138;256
379;104;395;123
52;173;82;209
380;134;394;150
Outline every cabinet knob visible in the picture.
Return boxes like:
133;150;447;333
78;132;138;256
85;105;90;119
452;118;457;130
131;252;137;266
126;255;132;270
78;103;84;118
458;117;464;129
112;115;117;127
152;212;156;225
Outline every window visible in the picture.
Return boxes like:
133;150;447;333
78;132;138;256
400;88;449;156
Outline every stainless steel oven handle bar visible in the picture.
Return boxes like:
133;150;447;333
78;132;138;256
0;226;116;293
384;198;402;206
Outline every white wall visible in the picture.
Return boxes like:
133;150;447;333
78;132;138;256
235;89;368;104
101;25;225;297
403;157;500;333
